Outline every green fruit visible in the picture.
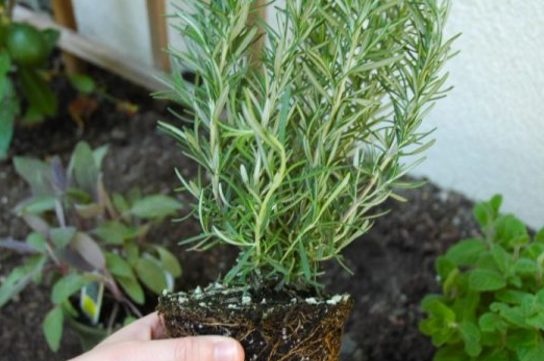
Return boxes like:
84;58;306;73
6;23;48;66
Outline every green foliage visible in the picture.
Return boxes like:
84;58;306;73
159;0;455;288
0;5;96;159
0;14;59;157
0;141;183;351
420;195;544;361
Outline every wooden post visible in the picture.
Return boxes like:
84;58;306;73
146;0;170;72
248;0;266;69
52;0;84;73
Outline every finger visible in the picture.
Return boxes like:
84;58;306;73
87;336;244;361
98;312;167;346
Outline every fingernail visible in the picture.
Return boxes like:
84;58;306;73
213;340;241;361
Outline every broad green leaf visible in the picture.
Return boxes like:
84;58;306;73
51;273;91;304
420;296;457;346
0;50;10;75
43;306;64;352
19;67;58;118
125;243;140;265
479;350;510;361
69;74;96;94
535;228;544;243
0;77;18;159
50;227;76;248
519;347;544;361
112;193;130;213
489;195;503;215
69;142;99;195
491;245;511;274
116;275;144;304
130;195;183;219
469;269;506;291
105;252;135;278
515;258;538;276
93;145;109;169
135;256;168;294
479;312;502;332
16;195;56;214
156;246;182;278
0;255;46;307
93;221;135;245
496;290;533;305
13;156;52;195
435;256;456;281
495;215;528;246
459;321;482;357
445;238;486;266
474;202;494;230
66;187;93;204
491;302;527;328
433;346;466;361
26;232;47;252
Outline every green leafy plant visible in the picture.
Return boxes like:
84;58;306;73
0;1;100;159
420;195;544;361
159;0;455;289
0;141;183;351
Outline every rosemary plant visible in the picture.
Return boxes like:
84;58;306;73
160;0;455;289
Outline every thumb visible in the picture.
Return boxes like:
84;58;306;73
79;336;244;361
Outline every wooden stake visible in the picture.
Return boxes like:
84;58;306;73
52;0;85;74
248;0;267;70
146;0;170;72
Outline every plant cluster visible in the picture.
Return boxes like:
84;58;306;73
0;141;183;351
160;0;454;289
0;1;100;158
420;196;544;361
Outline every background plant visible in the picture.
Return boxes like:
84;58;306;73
0;0;102;159
159;0;455;289
420;195;544;361
0;141;183;351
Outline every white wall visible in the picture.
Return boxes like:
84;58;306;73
72;0;154;67
412;0;544;229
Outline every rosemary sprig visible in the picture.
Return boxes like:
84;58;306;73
159;0;455;289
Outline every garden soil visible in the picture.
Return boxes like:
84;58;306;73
0;68;480;361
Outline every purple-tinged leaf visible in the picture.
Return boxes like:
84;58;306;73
0;238;38;254
50;156;68;193
22;214;50;235
72;233;105;270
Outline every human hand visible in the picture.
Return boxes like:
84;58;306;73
69;312;244;361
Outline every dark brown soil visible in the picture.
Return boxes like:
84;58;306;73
0;67;480;361
159;286;353;361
